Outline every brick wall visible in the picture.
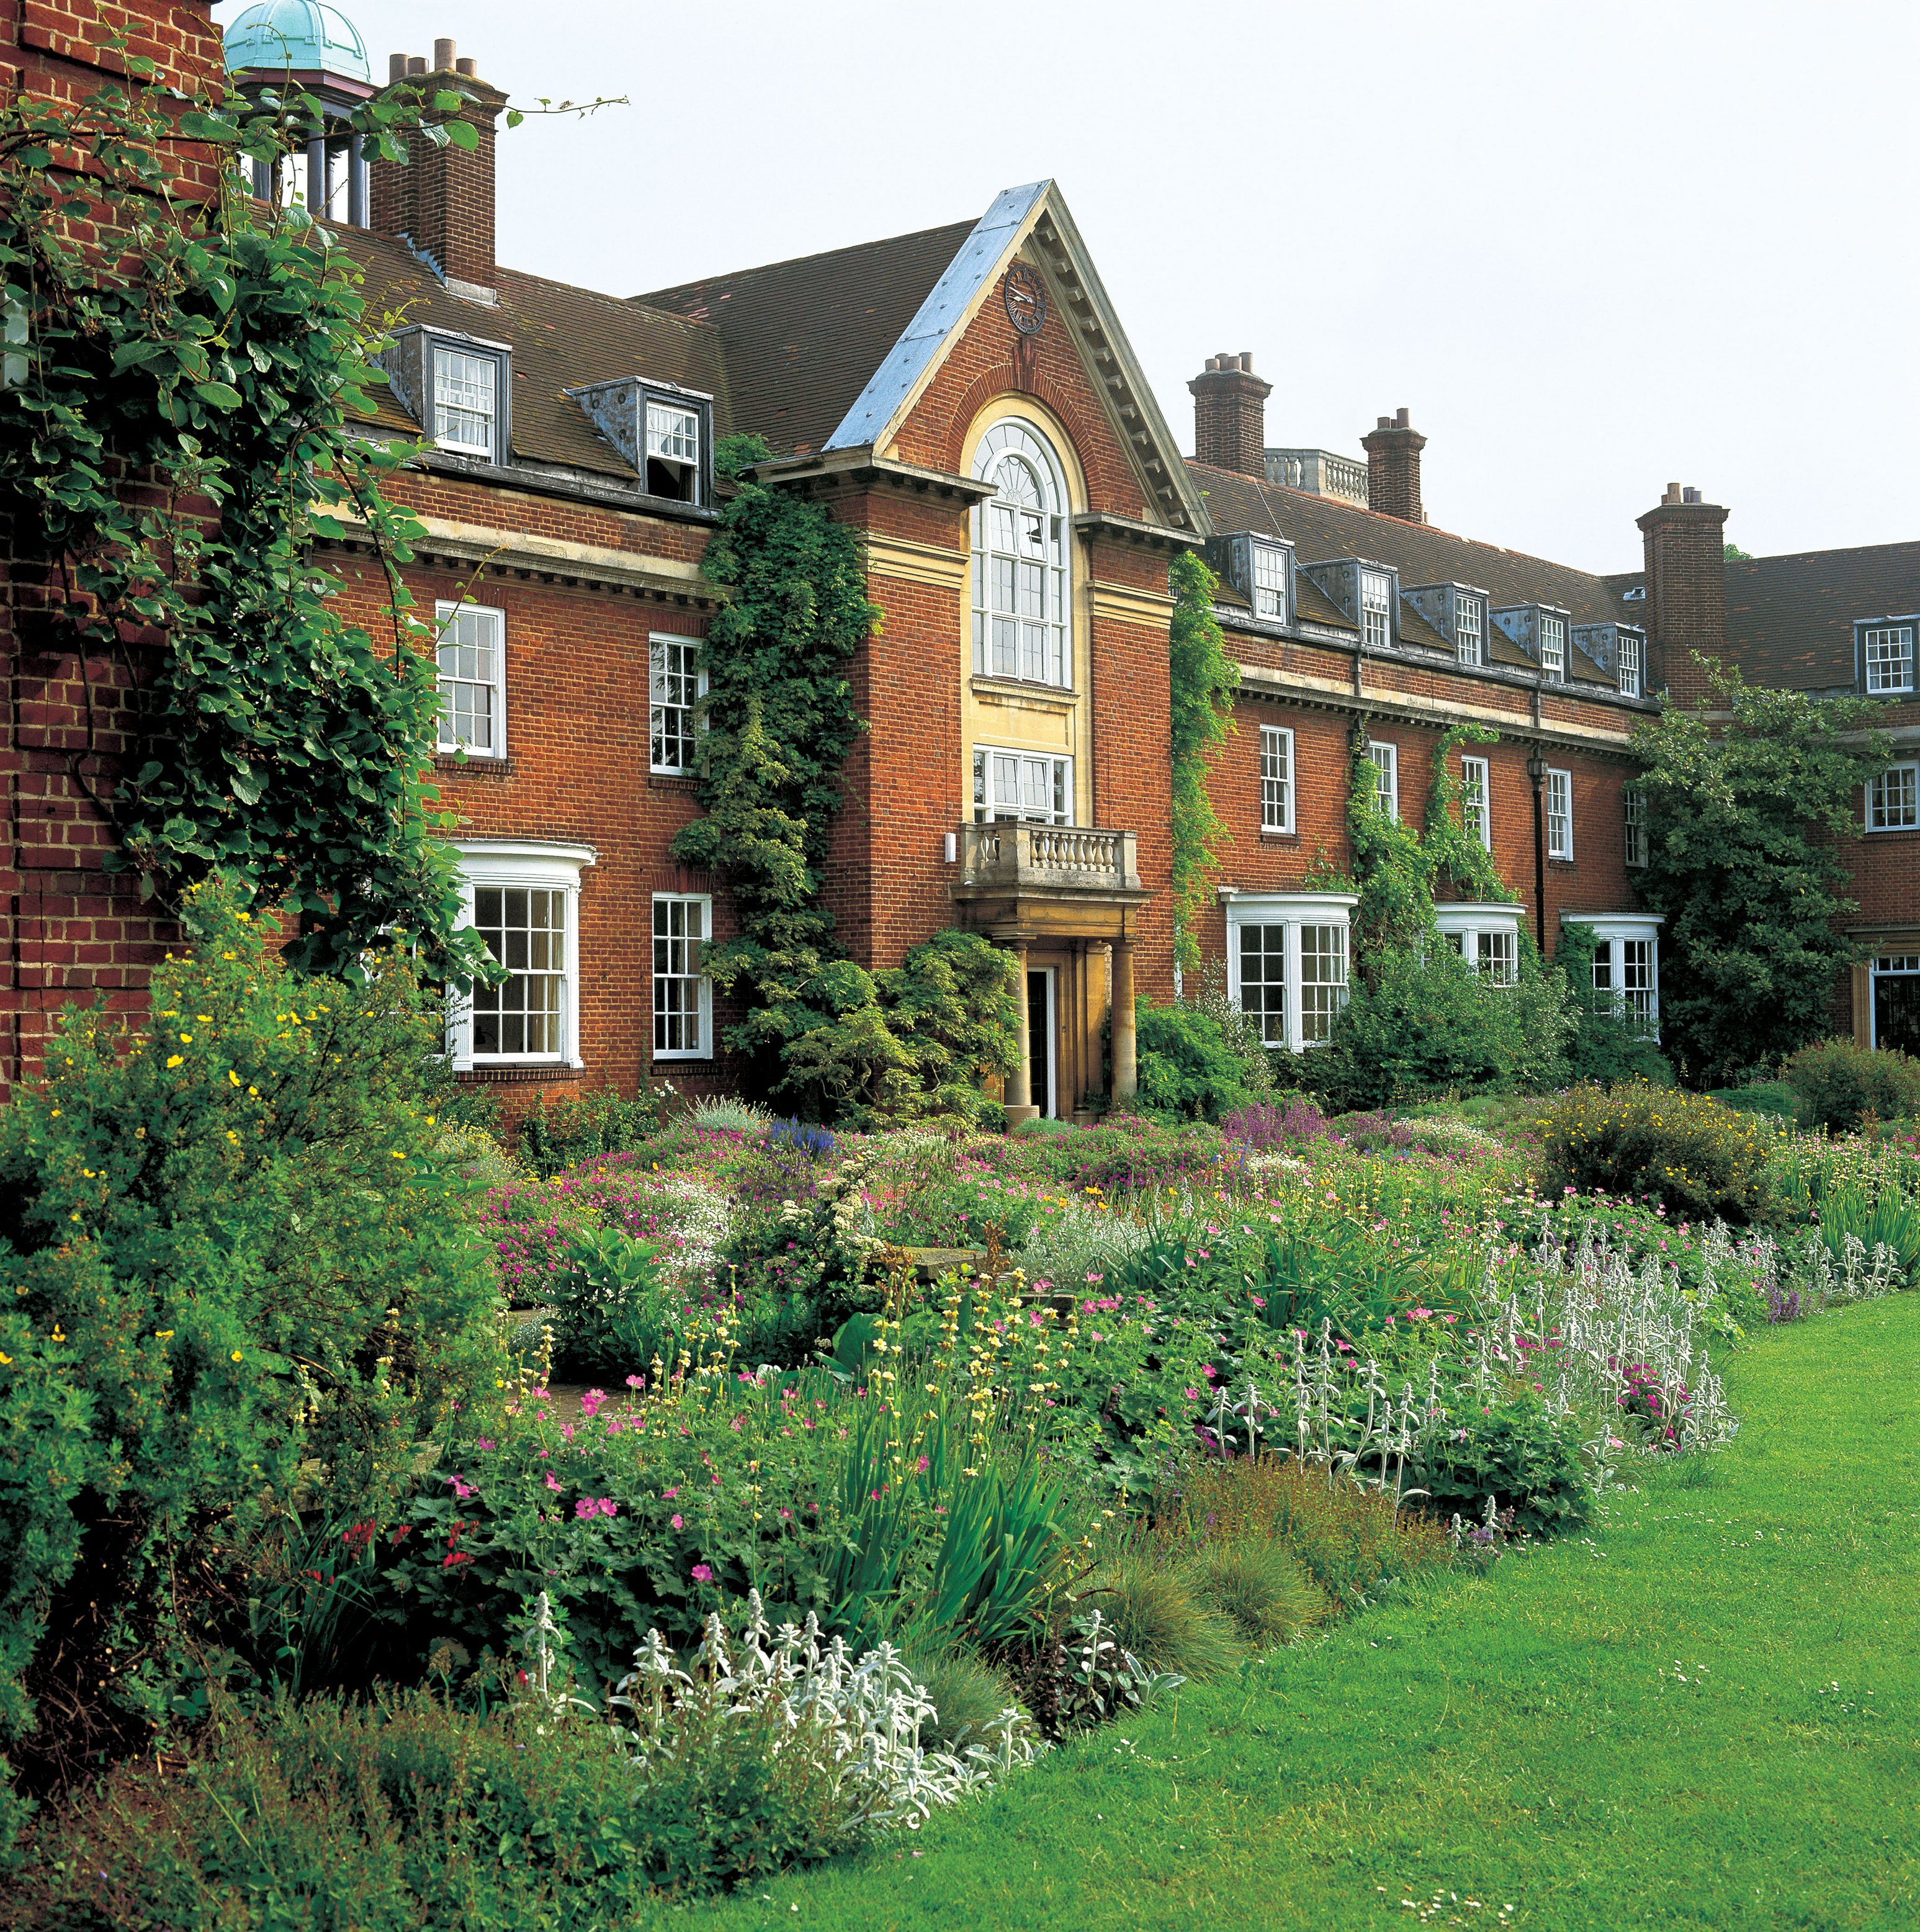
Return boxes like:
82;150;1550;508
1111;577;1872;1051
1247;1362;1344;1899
1;0;223;1099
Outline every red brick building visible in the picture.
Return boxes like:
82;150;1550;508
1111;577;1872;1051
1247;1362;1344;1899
4;2;1916;1110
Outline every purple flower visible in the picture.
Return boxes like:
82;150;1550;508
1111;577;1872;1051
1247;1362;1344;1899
691;1562;714;1583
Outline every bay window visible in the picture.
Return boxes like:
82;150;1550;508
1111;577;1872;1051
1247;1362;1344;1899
1435;903;1525;986
1224;891;1358;1052
1564;913;1663;1039
973;747;1073;825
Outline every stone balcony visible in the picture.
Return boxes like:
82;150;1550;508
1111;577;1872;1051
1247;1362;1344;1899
950;821;1149;945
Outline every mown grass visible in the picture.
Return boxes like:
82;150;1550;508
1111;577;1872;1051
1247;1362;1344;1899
668;1295;1920;1931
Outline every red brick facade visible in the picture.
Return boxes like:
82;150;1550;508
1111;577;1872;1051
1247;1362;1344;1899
4;4;1914;1107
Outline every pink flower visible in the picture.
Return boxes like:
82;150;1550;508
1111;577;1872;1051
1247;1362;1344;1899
915;1455;930;1474
1185;1387;1201;1400
670;1513;683;1529
545;1473;561;1493
691;1563;714;1583
475;1438;496;1452
445;1475;477;1501
663;1488;680;1499
626;1373;645;1389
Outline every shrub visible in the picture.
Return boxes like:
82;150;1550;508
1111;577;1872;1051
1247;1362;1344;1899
689;1095;776;1134
550;1225;686;1376
4;1684;867;1924
1309;943;1564;1111
1133;997;1261;1121
517;1084;672;1178
0;881;502;1795
1413;1392;1594;1537
1784;1039;1920;1132
1537;1080;1772;1224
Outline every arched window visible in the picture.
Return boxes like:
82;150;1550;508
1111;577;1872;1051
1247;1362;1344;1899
971;418;1070;686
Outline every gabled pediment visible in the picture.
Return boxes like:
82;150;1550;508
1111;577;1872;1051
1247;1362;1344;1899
825;181;1209;539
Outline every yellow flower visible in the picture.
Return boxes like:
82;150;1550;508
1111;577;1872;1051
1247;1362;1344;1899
178;1035;194;1045
166;1056;184;1069
230;1350;243;1362
156;1330;174;1339
228;1070;241;1087
0;1353;9;1365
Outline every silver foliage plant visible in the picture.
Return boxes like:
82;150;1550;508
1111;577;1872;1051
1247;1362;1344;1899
606;1591;1043;1832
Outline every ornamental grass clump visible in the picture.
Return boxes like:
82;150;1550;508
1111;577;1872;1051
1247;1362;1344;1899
1538;1080;1771;1224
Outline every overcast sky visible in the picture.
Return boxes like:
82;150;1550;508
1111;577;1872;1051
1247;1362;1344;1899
218;0;1919;573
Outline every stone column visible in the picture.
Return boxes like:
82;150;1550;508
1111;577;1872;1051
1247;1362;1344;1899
1111;938;1137;1102
348;133;367;228
1007;942;1038;1126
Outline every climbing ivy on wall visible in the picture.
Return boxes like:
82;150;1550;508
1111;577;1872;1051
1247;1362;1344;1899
0;53;521;981
1167;550;1240;973
678;438;1018;1121
1344;720;1518;977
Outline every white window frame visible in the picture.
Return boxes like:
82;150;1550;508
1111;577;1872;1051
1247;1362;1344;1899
1867;762;1919;833
1223;891;1358;1053
653;892;714;1062
434;600;506;759
649;632;706;775
1434;902;1525;986
1623;781;1648;868
971;416;1072;688
1252;542;1289;623
972;745;1074;825
644;397;702;501
1545;766;1574;860
1260;725;1294;833
433;346;499;460
1360;570;1392;650
1366;740;1399;822
1563;912;1664;1040
1617;630;1643;699
1455;595;1484;668
1460;755;1491;850
1538;613;1566;684
1862;622;1916;695
447;841;594;1071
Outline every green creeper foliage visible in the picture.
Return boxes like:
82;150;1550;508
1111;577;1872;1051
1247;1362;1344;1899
0;57;513;982
1345;727;1436;970
0;881;502;1786
1168;552;1240;973
1423;722;1512;903
1633;664;1889;1085
678;439;1018;1121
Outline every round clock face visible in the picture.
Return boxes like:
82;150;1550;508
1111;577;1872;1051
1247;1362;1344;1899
1003;264;1047;336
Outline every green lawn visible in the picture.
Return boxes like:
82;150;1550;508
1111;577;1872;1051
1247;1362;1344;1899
668;1296;1920;1931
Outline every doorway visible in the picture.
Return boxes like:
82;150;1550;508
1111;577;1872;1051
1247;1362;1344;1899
1873;953;1920;1054
1026;968;1056;1118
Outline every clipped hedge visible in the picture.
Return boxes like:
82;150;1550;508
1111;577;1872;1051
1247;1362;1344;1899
1536;1081;1773;1224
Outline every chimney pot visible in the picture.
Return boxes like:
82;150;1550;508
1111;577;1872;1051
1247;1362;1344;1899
455;56;476;76
1395;407;1410;428
1664;482;1681;504
1239;352;1253;372
388;52;407;81
433;38;456;71
406;55;426;74
1682;485;1701;504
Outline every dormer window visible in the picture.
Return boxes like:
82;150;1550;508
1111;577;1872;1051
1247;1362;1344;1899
1455;593;1484;667
1223;534;1293;625
1252;542;1289;622
569;377;716;507
384;327;514;469
434;349;498;459
1861;619;1916;694
645;398;702;500
1360;569;1392;649
1617;629;1644;698
1540;612;1566;683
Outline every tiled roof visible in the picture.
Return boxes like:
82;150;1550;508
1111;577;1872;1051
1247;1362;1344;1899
636;219;978;459
331;225;729;480
1721;543;1920;691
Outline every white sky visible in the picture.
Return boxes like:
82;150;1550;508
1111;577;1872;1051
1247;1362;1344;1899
218;0;1920;574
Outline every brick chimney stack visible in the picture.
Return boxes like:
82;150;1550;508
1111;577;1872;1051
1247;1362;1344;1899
370;39;507;296
1636;482;1730;708
1189;353;1272;479
1360;408;1425;524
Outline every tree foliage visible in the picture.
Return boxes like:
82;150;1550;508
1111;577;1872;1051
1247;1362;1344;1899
1633;664;1888;1084
1167;552;1239;973
0;55;514;981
